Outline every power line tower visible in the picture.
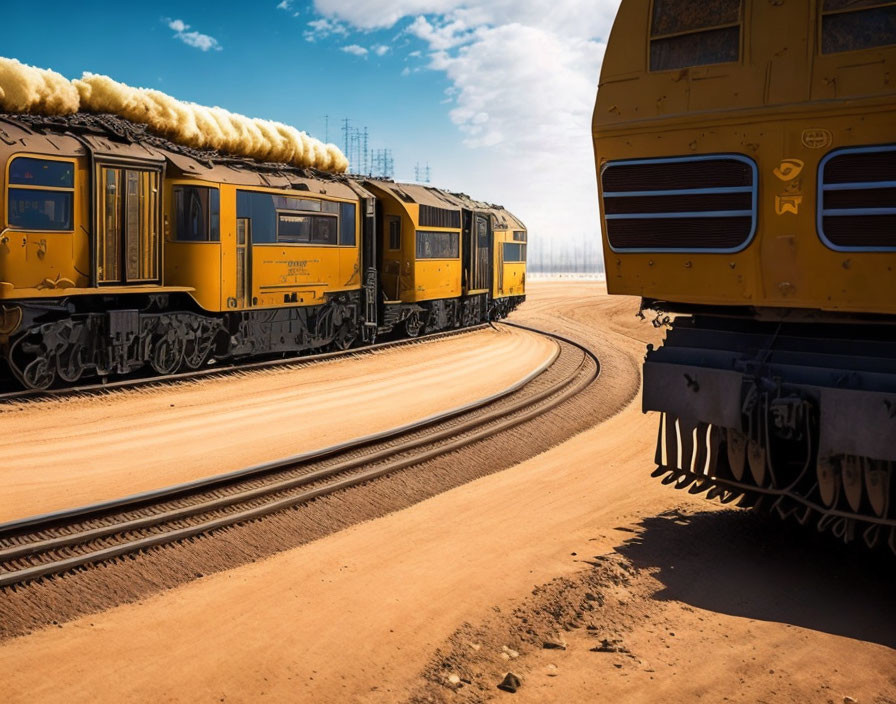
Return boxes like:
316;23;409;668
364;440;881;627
362;126;369;175
414;161;432;183
371;149;395;179
341;118;351;157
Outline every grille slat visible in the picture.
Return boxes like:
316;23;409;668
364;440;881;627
819;146;896;251
601;155;757;252
604;191;752;215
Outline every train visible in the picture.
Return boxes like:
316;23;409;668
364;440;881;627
0;112;526;389
593;0;896;550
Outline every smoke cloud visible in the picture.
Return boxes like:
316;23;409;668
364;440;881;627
0;57;80;115
0;57;348;173
75;73;349;172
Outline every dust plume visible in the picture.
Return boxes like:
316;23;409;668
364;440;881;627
0;57;80;115
74;73;349;172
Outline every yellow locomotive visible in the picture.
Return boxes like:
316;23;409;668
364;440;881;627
594;0;896;549
0;112;525;389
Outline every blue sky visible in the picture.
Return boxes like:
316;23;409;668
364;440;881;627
3;0;621;267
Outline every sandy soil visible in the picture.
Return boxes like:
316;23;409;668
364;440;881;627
0;281;892;703
0;326;556;523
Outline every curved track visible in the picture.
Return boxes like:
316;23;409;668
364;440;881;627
0;323;599;588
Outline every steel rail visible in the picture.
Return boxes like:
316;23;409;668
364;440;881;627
0;324;599;587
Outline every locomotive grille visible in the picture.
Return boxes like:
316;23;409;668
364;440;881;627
601;155;757;252
419;204;461;229
819;145;896;251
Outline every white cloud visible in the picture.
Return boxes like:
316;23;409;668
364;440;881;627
406;15;474;50
304;17;348;41
372;44;391;56
276;0;292;9
167;18;222;52
341;44;369;57
313;0;459;29
312;1;622;256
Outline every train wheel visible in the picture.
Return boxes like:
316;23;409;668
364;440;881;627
57;344;86;383
332;324;357;351
182;343;209;370
405;312;423;338
816;456;840;508
22;355;56;390
151;334;184;375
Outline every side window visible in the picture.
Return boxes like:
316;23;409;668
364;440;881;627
339;202;356;246
416;230;460;259
821;0;896;54
237;192;354;246
309;216;337;245
512;230;526;242
173;186;220;242
236;191;277;243
388;216;401;250
649;0;742;72
503;243;527;263
7;157;75;231
277;214;312;243
276;213;337;244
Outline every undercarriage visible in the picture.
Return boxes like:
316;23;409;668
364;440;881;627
0;291;361;390
644;312;896;553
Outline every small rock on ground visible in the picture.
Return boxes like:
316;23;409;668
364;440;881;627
497;673;522;693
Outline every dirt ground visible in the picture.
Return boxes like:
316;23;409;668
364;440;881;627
0;326;555;522
0;280;893;703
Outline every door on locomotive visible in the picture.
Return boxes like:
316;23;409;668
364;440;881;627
95;162;163;285
381;213;403;300
235;217;251;308
462;210;492;294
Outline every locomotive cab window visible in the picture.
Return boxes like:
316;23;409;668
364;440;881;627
387;216;402;250
503;243;527;262
416;230;459;259
173;186;220;242
512;231;526;242
821;0;896;54
7;157;75;231
649;0;742;72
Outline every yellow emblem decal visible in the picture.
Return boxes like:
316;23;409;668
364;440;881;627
775;194;803;215
773;159;804;181
801;128;833;150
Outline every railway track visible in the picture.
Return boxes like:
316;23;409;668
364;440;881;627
0;323;599;588
0;324;489;404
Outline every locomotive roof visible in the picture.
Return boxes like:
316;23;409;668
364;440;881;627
363;179;465;210
0;112;521;220
447;191;526;231
0;112;360;200
362;178;525;229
